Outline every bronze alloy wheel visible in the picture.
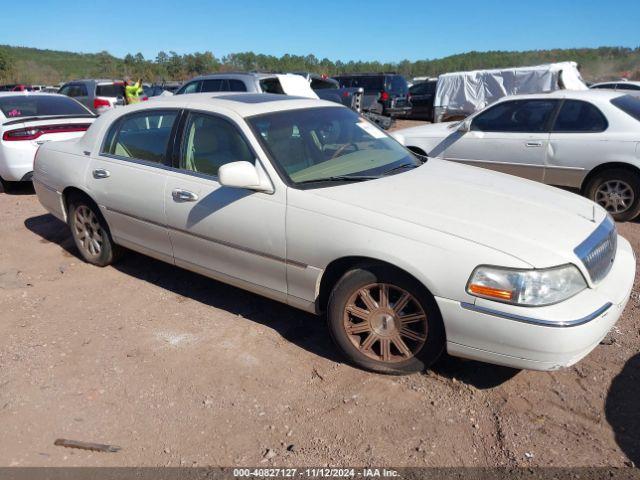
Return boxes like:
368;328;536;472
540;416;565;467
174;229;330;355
343;283;428;363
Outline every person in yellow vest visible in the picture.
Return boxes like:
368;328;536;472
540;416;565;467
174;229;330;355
124;77;143;105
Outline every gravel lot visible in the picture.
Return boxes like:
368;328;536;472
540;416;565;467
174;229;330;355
0;119;639;468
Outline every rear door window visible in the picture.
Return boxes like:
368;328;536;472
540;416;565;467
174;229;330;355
471;100;557;133
177;81;201;95
201;79;225;92
552;100;608;132
102;110;179;164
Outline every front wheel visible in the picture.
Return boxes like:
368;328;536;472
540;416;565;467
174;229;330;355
585;168;640;221
327;266;445;374
67;197;121;266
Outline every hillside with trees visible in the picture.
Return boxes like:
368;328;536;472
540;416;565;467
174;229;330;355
1;44;639;85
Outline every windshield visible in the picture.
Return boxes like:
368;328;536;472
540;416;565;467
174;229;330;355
0;95;91;119
248;107;419;186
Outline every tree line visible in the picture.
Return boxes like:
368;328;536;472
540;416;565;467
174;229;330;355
1;45;639;85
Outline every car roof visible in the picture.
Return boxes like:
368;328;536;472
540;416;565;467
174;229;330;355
0;91;67;98
497;89;628;102
187;72;277;81
126;92;341;117
591;80;640;86
333;73;400;77
63;79;123;84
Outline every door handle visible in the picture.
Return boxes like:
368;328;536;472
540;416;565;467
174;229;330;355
525;141;542;148
172;189;199;202
92;169;110;179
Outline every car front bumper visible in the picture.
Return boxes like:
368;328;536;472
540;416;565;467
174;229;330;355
436;235;636;371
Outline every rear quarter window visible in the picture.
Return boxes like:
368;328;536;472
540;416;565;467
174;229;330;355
259;78;285;94
611;94;640;122
96;83;125;97
227;79;248;92
59;84;88;97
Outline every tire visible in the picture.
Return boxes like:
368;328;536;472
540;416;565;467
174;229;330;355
585;168;640;222
327;265;445;375
67;195;122;267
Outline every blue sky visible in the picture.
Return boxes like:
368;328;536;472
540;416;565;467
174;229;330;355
2;0;639;62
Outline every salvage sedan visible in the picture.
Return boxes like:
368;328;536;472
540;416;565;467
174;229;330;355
33;93;635;374
0;92;95;191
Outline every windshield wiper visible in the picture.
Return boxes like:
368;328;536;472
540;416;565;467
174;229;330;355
382;163;419;175
296;175;380;185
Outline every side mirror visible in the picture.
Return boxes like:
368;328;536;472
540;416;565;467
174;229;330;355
218;161;273;192
457;119;471;133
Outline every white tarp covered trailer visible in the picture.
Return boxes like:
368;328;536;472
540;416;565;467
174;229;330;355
433;61;587;122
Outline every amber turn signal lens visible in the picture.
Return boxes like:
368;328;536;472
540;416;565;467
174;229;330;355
468;284;514;300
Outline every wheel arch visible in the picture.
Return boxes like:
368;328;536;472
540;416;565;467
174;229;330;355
315;255;439;315
61;187;102;224
581;162;640;194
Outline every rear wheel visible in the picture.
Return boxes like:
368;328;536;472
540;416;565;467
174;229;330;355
67;196;121;266
327;265;445;374
585;168;640;221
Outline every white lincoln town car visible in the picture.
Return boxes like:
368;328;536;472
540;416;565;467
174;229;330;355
33;93;635;374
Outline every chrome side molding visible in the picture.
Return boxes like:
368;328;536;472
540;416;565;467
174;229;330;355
460;301;613;328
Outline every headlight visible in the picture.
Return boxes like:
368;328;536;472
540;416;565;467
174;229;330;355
466;264;587;306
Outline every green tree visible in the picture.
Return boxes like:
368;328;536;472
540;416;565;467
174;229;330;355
0;49;12;81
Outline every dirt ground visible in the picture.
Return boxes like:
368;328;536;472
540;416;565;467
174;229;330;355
0;120;639;468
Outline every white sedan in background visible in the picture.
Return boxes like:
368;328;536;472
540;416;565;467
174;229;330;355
393;91;640;221
33;93;634;374
0;92;96;192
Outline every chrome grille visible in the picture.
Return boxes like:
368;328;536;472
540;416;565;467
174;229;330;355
574;216;617;284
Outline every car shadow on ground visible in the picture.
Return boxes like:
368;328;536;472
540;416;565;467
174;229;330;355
606;353;640;466
432;354;520;389
25;212;519;388
0;182;35;195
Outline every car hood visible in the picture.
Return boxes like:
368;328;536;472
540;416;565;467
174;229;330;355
304;159;607;268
